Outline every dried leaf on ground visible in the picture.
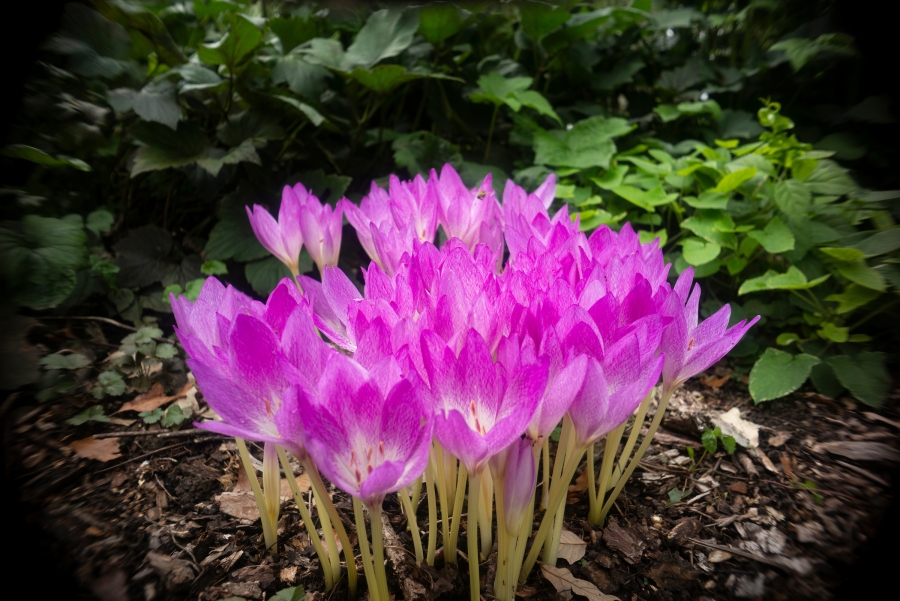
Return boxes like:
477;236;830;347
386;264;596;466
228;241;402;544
712;408;760;448
699;373;730;388
540;563;620;601
767;432;791;447
567;469;589;503
812;441;900;463
69;436;121;461
557;529;588;564
602;521;646;564
114;381;193;413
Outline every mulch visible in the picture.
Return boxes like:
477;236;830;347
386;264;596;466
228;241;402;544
3;354;899;601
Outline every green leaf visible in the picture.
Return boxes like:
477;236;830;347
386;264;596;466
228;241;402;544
774;179;811;220
817;322;849;343
41;353;91;370
1;144;91;171
86;210;115;236
161;404;189;428
714;167;757;193
271;587;306;601
44;4;132;78
418;4;463;45
393;131;462;176
217;111;285;146
853;229;900;257
112;226;173;288
680;237;721;266
720;435;736;455
594;56;645;91
92;371;126;399
827;352;890;407
679;211;737;248
738;267;830;295
805;160;856;196
683;191;729;209
519;1;571;41
271;56;331;98
825;285;881;314
0;216;88;310
471;73;531;108
820;247;865;262
270;16;320;53
130;121;209;176
245;257;294;297
653;104;681;123
201;260;228;276
155;343;177;359
344;9;419;69
107;81;182;129
140;408;164;424
590;166;629;190
172;62;224;92
749;348;820;403
533;116;634;170
611;185;677;212
68;404;110;425
747;217;795;253
196;139;261;177
809;362;845;398
275;95;326;127
701;428;717;454
204;184;270;262
776;332;801;346
197;15;261;67
770;34;856;71
835;260;886;291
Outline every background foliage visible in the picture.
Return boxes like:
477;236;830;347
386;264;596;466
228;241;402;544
1;0;897;406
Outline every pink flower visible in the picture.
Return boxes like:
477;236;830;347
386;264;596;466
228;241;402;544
431;164;503;254
246;185;306;275
297;186;344;273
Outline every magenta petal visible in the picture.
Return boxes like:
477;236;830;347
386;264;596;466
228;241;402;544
359;460;405;506
503;438;537;534
531;354;587;439
434;409;489;473
195;420;285;447
322;265;362;326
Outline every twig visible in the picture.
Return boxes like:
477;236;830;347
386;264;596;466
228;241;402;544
93;429;223;440
96;442;192;474
40;315;138;332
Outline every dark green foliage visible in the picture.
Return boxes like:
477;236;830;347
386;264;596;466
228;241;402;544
1;1;896;405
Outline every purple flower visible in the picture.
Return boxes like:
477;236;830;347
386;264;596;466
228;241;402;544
246;185;306;275
500;437;537;535
422;328;548;474
298;188;344;273
431;164;503;254
660;268;759;393
296;353;433;508
567;333;664;448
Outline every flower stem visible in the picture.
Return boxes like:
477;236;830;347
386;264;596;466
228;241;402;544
432;442;451;564
370;504;391;601
479;471;494;560
398;486;424;563
235;438;277;553
447;461;468;565
544;417;573;561
277;447;334;590
353;498;379;601
467;469;483;601
493;472;509;601
262;442;281;541
310;474;341;583
611;389;654;488
519;446;585;583
305;459;359;597
589;424;623;525
540;438;550;510
425;456;438;565
586;443;597;519
598;386;675;525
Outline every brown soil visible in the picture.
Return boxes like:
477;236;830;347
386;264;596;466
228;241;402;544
4;347;898;601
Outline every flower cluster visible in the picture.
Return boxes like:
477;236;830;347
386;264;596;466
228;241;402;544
174;165;757;601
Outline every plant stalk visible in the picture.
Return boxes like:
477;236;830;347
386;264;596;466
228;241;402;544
235;438;277;553
467;468;483;601
447;461;468;564
305;458;358;597
398;486;424;563
353;498;379;601
370;504;391;601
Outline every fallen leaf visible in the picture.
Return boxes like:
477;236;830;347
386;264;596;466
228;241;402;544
602;522;645;564
219;474;308;521
779;454;794;479
712;407;760;448
540;563;620;601
707;550;732;563
557;529;588;564
69;436;121;462
567;469;589;503
812;441;900;463
699;373;730;389
729;482;747;495
516;585;538;598
114;381;193;414
767;432;791;447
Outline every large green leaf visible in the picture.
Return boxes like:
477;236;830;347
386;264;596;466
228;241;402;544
805;159;856;195
827;352;890;407
611;185;678;212
196;139;261;177
770;34;856;71
0;216;88;310
749;348;820;403
680;210;738;248
95;0;187;66
519;1;571;41
44;3;132;78
834;259;886;291
107;80;182;129
217;111;285;146
533;116;633;169
113;226;173;288
245;256;296;297
344;9;419;69
418;4;463;45
714;167;756;193
271;56;331;98
747;217;794;253
738;266;830;295
680;237;721;266
197;15;262;67
853;229;900;257
350;65;458;95
270;15;321;53
825;284;881;314
130;121;209;176
773;179;811;220
470;73;558;121
204;184;270;262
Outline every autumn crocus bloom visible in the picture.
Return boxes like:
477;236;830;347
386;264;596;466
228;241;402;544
431;164;503;253
297;187;344;273
246;185;306;275
660;268;760;394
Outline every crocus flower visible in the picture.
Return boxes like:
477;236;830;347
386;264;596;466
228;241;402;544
422;328;548;474
660;267;760;394
246;185;306;275
298;187;344;273
296;352;433;508
431;164;503;254
501;437;537;536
